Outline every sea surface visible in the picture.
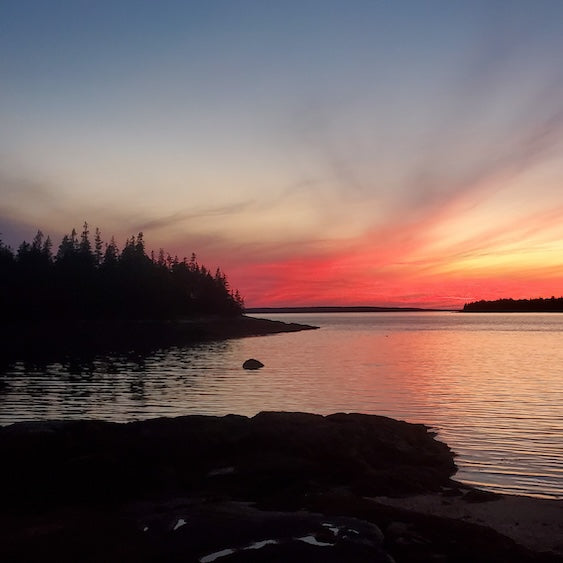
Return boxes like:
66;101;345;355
1;311;562;499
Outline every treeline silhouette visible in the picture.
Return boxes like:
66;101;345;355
463;297;563;312
0;223;244;321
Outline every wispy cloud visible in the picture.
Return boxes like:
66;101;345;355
134;201;255;232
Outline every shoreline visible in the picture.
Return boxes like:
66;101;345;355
1;412;560;562
245;306;453;313
372;490;562;556
0;315;318;363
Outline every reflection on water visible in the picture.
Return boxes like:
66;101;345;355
1;312;562;499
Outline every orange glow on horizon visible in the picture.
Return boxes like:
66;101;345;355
218;193;563;310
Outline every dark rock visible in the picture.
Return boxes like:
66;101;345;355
463;488;502;503
243;358;264;370
386;521;411;539
0;413;552;563
442;486;463;497
0;412;455;510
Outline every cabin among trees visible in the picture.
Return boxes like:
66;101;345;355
0;223;244;321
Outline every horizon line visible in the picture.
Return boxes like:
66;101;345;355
245;305;459;313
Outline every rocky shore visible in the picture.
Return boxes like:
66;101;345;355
1;412;561;562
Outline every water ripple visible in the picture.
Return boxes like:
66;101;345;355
1;312;562;498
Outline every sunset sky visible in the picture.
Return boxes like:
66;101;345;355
2;1;563;308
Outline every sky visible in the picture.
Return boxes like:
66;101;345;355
2;0;563;308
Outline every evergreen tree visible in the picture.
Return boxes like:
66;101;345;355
189;252;198;272
234;289;244;310
94;228;103;266
56;234;76;263
157;248;166;267
135;232;145;255
3;224;244;320
0;236;14;265
103;237;119;267
79;222;92;255
70;228;78;250
42;236;53;261
77;221;95;270
17;240;31;261
31;230;44;253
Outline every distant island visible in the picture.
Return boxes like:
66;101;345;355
463;297;563;313
246;306;449;313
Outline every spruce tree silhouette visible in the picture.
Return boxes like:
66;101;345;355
0;224;244;321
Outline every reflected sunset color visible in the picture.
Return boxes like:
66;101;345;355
2;312;562;498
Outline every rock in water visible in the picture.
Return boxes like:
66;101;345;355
243;358;264;370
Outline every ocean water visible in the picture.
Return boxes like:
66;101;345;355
1;312;562;499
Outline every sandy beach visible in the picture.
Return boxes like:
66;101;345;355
373;488;563;557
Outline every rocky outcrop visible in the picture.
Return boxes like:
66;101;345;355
0;412;455;509
0;413;557;562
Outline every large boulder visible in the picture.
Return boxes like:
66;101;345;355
0;412;456;509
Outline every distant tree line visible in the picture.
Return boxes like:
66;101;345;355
462;297;563;312
0;223;244;320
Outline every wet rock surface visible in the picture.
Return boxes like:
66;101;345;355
0;412;559;562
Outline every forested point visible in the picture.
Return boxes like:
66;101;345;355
0;223;244;320
462;297;563;312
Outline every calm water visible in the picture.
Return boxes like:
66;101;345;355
1;312;562;499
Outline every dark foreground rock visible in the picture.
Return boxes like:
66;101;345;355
0;412;456;507
0;412;559;562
